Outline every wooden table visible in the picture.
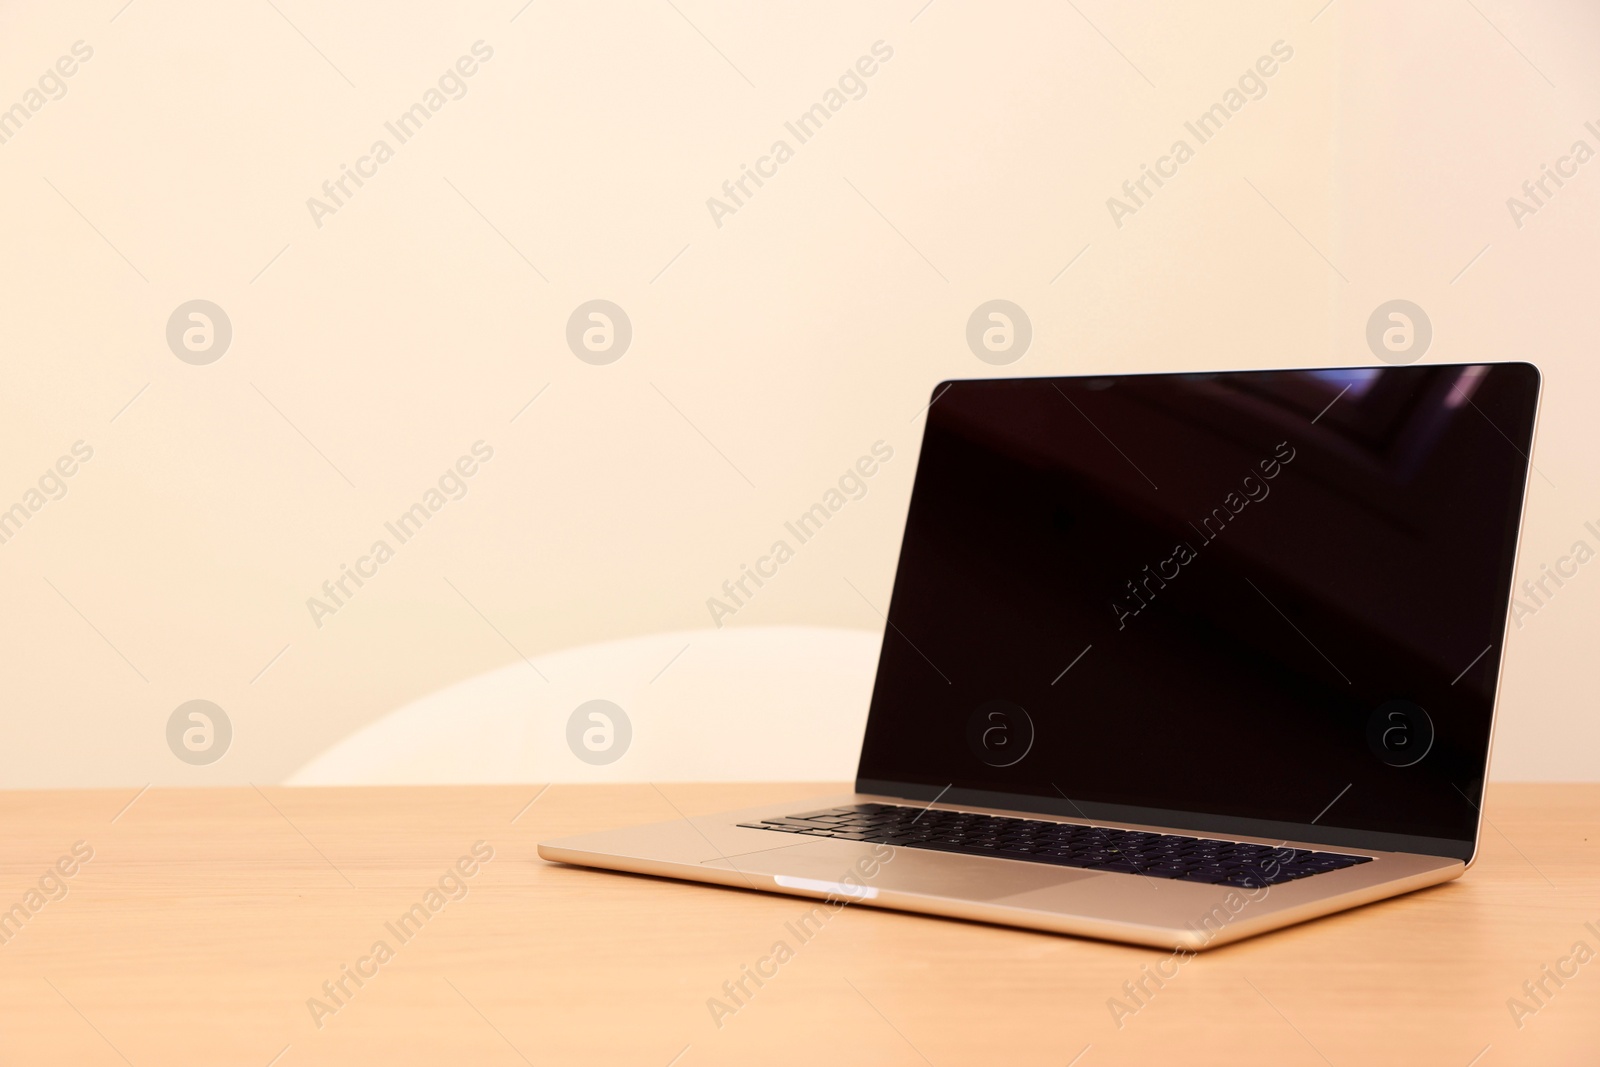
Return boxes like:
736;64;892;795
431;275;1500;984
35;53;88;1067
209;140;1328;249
1;784;1595;1065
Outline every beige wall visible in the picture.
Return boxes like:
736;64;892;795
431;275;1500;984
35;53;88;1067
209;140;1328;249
0;1;1592;786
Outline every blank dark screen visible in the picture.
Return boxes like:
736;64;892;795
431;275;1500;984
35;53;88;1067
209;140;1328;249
856;364;1540;851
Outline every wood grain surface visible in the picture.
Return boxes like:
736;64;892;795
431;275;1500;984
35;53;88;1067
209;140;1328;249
0;783;1595;1065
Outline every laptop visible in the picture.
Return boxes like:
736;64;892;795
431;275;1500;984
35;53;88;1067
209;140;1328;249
540;363;1542;949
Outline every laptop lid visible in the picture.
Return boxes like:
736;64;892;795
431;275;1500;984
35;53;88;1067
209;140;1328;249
855;364;1541;860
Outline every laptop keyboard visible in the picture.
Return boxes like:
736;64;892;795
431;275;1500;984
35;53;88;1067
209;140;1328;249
739;803;1372;888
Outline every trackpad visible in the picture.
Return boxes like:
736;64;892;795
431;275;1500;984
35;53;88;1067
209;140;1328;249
703;841;1096;902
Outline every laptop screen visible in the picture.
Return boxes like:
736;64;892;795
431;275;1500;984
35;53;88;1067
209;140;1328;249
856;364;1541;859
